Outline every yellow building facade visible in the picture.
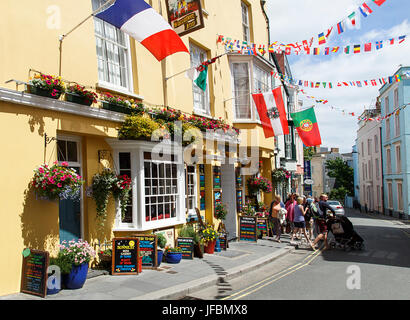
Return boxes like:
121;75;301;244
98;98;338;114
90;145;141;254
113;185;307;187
0;0;280;296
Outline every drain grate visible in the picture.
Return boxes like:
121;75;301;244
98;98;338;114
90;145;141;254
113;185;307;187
166;270;178;274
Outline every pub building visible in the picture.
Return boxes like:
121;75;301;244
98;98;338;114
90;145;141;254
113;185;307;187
0;0;298;296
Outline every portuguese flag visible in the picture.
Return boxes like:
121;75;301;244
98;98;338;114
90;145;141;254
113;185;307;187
290;107;322;147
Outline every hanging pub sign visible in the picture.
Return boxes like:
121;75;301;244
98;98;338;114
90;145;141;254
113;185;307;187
176;237;194;259
165;0;205;37
132;234;157;269
20;249;49;298
112;238;140;275
239;216;257;242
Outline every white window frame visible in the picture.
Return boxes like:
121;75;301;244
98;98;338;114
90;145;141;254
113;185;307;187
92;0;134;93
189;43;211;116
241;1;250;42
229;55;274;123
108;139;186;231
185;165;198;216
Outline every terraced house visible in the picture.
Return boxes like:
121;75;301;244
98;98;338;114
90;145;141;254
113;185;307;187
0;0;298;295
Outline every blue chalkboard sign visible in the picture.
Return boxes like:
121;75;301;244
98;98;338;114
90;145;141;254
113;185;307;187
133;234;157;269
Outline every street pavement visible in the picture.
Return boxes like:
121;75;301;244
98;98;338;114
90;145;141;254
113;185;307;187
194;208;410;300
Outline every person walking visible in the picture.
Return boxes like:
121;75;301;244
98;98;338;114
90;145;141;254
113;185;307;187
312;194;336;250
269;195;283;243
290;197;315;250
304;197;314;240
285;194;296;235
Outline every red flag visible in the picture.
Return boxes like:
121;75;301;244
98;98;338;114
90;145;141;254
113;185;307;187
373;0;386;6
364;43;372;52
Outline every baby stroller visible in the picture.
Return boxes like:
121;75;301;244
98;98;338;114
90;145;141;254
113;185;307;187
327;216;364;251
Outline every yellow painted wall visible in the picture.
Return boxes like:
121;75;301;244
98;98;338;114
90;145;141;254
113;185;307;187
0;0;275;295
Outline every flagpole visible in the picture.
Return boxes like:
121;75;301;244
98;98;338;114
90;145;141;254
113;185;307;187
164;52;228;81
58;0;115;76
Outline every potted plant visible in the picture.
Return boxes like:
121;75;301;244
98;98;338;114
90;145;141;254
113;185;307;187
118;115;162;141
28;73;65;99
241;200;256;216
164;246;183;264
215;203;227;220
100;92;135;114
58;239;96;289
201;225;217;254
91;168;117;228
47;253;72;295
32;161;84;201
156;233;167;266
65;84;98;106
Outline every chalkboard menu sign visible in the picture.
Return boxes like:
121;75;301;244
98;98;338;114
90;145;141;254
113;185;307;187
20;249;49;298
176;237;194;259
239;216;257;242
219;234;227;251
256;217;268;237
133;234;157;269
213;166;221;189
112;238;140;275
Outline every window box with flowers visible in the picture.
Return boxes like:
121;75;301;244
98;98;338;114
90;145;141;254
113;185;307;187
31;161;84;201
65;84;98;106
100;92;145;115
28;73;65;99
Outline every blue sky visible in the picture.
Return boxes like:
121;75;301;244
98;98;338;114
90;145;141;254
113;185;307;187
266;0;410;153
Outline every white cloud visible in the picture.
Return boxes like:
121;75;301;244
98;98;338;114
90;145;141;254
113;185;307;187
266;1;410;153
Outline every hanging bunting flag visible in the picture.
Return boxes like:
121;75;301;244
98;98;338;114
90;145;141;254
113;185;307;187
337;21;345;34
95;0;188;61
326;27;334;39
354;45;361;53
344;46;350;54
348;12;357;27
318;32;326;45
313;48;320;55
332;47;340;53
389;38;395;45
376;40;383;49
359;3;373;17
291;107;322;147
324;47;330;55
252;88;289;138
372;0;387;6
399;35;406;43
364;43;372;52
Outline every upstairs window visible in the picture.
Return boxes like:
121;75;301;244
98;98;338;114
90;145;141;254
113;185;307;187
190;43;210;116
232;62;251;120
92;0;131;91
241;2;250;42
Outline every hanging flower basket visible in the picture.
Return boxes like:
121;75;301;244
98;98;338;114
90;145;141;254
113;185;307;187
32;162;84;201
247;176;273;194
271;168;291;186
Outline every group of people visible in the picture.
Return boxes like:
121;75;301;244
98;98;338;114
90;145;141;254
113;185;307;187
268;193;336;250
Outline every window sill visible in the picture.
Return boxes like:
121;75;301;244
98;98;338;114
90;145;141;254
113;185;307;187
113;219;186;232
233;119;261;125
193;110;213;119
96;82;144;101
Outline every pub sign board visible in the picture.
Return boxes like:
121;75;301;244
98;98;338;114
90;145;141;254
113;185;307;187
133;234;158;269
256;217;268;237
239;216;257;242
219;233;227;251
20;249;49;298
165;0;205;37
112;238;140;275
176;237;194;259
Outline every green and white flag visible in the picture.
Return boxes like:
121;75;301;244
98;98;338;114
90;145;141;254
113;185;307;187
186;65;208;91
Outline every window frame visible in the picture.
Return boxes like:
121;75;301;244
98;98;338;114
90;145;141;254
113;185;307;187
241;1;250;42
185;165;198;217
387;181;393;209
395;144;401;174
386;147;392;174
397;181;403;212
110;140;186;231
92;0;134;93
189;43;211;116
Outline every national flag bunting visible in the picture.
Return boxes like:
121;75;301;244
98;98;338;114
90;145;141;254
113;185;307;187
372;0;386;6
337;21;345;34
95;0;188;61
364;43;372;52
318;32;326;45
376;41;383;50
291;107;322;147
252;88;289;138
354;45;361;53
359;3;373;17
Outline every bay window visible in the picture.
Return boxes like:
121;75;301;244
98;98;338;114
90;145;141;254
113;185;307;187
108;139;186;231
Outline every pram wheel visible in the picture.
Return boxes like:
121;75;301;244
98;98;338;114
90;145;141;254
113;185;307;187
354;242;364;251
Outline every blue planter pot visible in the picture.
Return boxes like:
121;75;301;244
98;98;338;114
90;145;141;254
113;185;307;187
63;263;89;289
215;238;221;252
157;250;164;267
165;252;182;264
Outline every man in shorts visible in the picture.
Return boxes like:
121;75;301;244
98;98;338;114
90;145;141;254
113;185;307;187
312;194;335;249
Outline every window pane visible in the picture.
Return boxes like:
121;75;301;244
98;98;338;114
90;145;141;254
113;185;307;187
119;153;131;169
233;63;251;119
57;140;67;162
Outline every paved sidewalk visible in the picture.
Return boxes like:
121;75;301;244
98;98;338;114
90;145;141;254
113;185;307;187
2;238;295;300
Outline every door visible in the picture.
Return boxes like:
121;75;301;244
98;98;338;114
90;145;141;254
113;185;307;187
57;137;82;243
59;167;81;242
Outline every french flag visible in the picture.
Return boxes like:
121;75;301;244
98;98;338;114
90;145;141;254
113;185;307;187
252;87;289;138
95;0;189;61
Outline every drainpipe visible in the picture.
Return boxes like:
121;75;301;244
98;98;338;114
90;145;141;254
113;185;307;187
379;126;385;215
